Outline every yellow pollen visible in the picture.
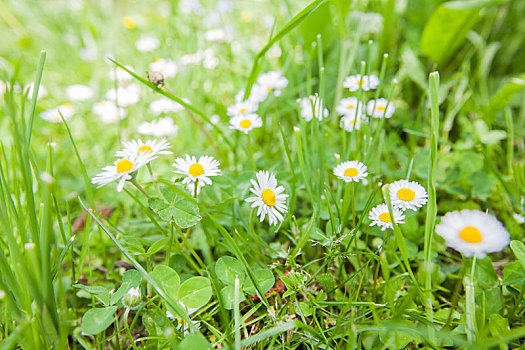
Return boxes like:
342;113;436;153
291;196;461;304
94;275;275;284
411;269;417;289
240;119;252;129
347;104;354;109
344;168;358;177
379;212;391;223
266;87;272;92
116;159;133;173
240;108;247;114
262;189;276;206
138;145;152;155
459;226;482;243
122;16;135;29
188;163;204;177
377;106;386;111
63;103;72;107
397;188;415;202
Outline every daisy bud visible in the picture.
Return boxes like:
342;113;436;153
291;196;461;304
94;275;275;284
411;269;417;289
123;287;141;308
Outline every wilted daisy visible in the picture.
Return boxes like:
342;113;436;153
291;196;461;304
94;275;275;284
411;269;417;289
369;204;406;231
135;34;160;52
24;83;48;100
229;114;262;134
172;154;221;185
343;74;379;92
340;114;366;132
435;210;510;258
389;179;428;211
39;103;75;123
105;84;141;107
91;153;156;192
137;117;178;137
333;160;368;183
92;101;127;123
227;99;258;118
115;138;172;159
149;97;184;115
367;98;395;118
299;95;329;121
66;84;93;101
149;58;178;78
257;71;288;96
336;97;363;117
245;170;288;226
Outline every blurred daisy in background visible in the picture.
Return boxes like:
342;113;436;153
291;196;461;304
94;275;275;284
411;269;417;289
299;95;329;121
149;97;184;115
333;160;368;182
336;97;363;117
257;71;288;97
234;84;269;104
137;117;178;137
340;114;366;132
389;179;428;211
227;99;258;118
0;81;6;95
180;51;203;65
202;49;219;69
108;66;135;84
105;84;141;107
92;101;127;123
66;84;93;101
343;74;379;92
24;82;47;100
205;28;232;43
179;0;204;15
39;103;75;123
229;113;262;134
149;58;178;78
369;204;405;231
122;15;136;29
435;209;510;258
172;154;221;185
135;34;160;52
115;138;172;158
367;98;394;118
245;170;288;226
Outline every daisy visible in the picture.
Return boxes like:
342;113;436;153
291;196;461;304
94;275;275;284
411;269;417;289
108;65;134;83
367;98;395;118
24;83;48;100
135;35;160;52
149;58;178;78
299;95;329;121
105;84;141;107
66;84;93;101
180;52;202;65
389;179;428;211
343;74;379;92
149;97;184;115
39;103;75;123
369;204;406;231
257;71;288;97
92;101;127;123
202;49;219;69
245;170;288;226
229;114;262;134
340;114;366;132
335;97;363;117
115;138;172;159
435;210;510;258
172;154;221;185
227;99;258;118
91;153;156;192
234;84;269;104
137;117;178;137
205;28;232;42
333;160;368;183
1;81;7;95
166;301;200;336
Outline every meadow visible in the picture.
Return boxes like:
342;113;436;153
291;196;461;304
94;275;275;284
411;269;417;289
0;0;524;348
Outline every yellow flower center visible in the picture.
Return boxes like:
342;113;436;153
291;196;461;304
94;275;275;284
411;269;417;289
397;188;415;202
377;106;386;111
189;163;204;177
459;226;482;243
63;103;72;107
138;145;152;154
240;108;247;114
344;168;358;177
379;212;391;223
176;318;187;326
116;159;133;173
122;16;135;29
240;119;252;129
347;104;354;109
262;189;276;206
266;87;272;92
357;79;363;86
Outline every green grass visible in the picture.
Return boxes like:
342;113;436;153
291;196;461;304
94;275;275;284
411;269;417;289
0;0;524;349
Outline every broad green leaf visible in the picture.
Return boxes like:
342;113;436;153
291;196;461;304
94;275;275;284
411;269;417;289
149;186;201;228
146;237;169;257
178;277;212;309
178;333;210;350
510;240;525;270
81;306;117;335
73;285;110;306
215;256;245;286
243;269;275;295
220;285;246;310
502;262;525;286
446;0;509;10
110;269;141;306
150;265;180;300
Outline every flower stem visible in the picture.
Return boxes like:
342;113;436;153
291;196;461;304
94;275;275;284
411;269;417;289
130;178;150;198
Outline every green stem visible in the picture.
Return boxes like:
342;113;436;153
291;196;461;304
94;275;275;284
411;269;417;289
465;256;477;343
130;178;150;198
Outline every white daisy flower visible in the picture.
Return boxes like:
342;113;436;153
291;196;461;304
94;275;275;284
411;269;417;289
149;58;178;78
180;52;202;65
205;28;232;42
92;101;127;123
229;114;262;134
369;204;406;231
135;35;160;52
149;97;184;115
335;97;363;117
79;47;96;61
66;84;93;101
257;71;288;97
435;210;510;258
166;301;200;336
333;160;368;183
179;0;204;15
210;114;221;125
202;49;219;70
227;99;258;118
389;179;428;211
340;114;366;132
172;154;221;185
299;95;329;121
105;84;141;107
514;213;525;224
39;103;75;123
115;138;173;159
137;117;178;137
234;84;269;104
245;170;288;226
343;74;379;92
216;0;234;13
91;153;156;192
108;65;134;84
0;81;7;95
24;83;48;100
367;98;395;118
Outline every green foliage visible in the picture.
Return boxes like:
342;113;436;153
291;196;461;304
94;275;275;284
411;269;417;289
81;306;117;335
149;186;202;228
